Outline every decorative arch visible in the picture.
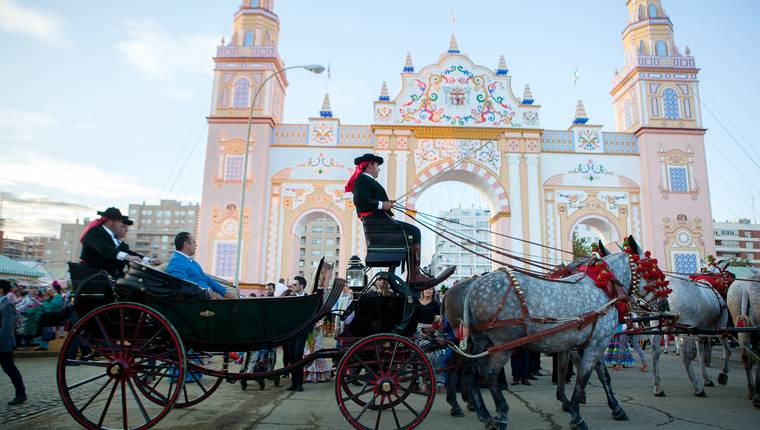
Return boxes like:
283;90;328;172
648;4;658;18
570;214;621;247
405;160;510;219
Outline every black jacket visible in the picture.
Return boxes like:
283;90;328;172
79;225;123;277
352;173;393;216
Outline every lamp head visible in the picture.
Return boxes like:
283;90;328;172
303;64;325;74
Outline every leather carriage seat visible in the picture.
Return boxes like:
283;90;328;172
362;221;409;269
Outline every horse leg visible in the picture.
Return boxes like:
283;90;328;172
741;348;755;399
681;337;706;396
483;351;511;430
447;357;464;417
567;349;598;430
464;358;493;426
650;332;666;396
555;350;571;413
717;337;730;385
753;358;760;408
696;337;714;387
594;359;628;420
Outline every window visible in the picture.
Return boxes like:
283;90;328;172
673;253;698;274
312;238;321;245
187;210;195;216
638;5;645;20
233;78;250;108
648;4;657;18
663;88;679;119
311;250;320;256
720;240;740;247
326;226;335;233
298;260;304;267
744;232;752;238
655;40;667;57
224;154;244;181
326;239;334;245
300;237;306;245
312;226;322;233
638;40;645;55
213;241;236;277
624;99;634;128
243;31;254;47
668;165;688;192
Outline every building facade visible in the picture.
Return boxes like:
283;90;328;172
430;207;493;285
125;200;199;263
198;0;716;284
714;220;760;268
296;216;341;283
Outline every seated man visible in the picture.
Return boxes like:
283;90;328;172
345;153;455;289
166;232;234;299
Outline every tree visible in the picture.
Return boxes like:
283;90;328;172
572;231;594;259
729;257;751;267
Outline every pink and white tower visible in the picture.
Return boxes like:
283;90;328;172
611;0;715;272
197;0;286;282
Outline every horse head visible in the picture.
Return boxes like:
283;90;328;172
619;235;672;311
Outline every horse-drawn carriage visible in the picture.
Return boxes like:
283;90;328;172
57;219;437;430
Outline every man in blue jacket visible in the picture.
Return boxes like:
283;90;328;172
166;232;234;299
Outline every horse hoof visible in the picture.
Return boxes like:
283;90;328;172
695;391;707;397
467;403;477;412
612;407;629;421
450;406;464;417
703;379;715;387
562;403;571;413
752;394;760;409
579;396;586;405
717;373;728;385
654;389;666;397
570;418;588;430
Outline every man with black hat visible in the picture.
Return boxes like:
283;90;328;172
345;153;455;289
79;207;149;278
115;216;160;273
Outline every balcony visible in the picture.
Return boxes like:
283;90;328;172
216;45;280;60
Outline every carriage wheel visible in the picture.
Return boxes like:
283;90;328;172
134;351;227;408
335;334;435;430
57;302;185;430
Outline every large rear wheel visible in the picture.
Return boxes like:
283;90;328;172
57;302;186;430
335;334;435;430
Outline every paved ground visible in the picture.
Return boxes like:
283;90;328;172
1;347;758;429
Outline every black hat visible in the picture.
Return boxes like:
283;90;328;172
354;153;383;166
122;217;134;226
97;207;125;220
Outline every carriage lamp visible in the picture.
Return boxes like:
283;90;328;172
346;255;365;289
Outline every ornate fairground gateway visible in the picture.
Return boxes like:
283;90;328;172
197;0;715;286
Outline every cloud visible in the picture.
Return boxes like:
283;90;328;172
116;21;217;80
0;0;66;45
0;192;94;239
0;108;61;143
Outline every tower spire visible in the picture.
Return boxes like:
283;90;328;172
522;85;534;104
403;52;414;73
496;55;508;75
447;34;460;54
378;81;389;101
320;93;332;118
573;100;588;124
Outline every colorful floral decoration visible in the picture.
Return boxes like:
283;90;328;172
297;153;344;174
414;139;501;173
576;128;601;151
398;64;517;127
567;159;614;183
310;121;335;145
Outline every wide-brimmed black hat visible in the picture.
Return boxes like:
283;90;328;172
354;153;383;166
122;217;134;225
97;207;126;220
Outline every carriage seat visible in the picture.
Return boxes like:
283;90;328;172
362;220;409;269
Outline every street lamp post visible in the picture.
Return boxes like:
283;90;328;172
233;64;325;297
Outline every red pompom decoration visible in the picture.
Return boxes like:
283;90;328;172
736;319;746;328
645;251;652;258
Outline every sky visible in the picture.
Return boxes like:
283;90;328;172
1;0;759;241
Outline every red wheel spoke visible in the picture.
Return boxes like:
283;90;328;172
97;377;120;428
354;392;378;422
387;341;399;375
395;383;429;397
347;355;380;380
120;379;129;430
132;376;170;404
67;371;109;390
126;311;146;356
374;395;384;430
132;325;166;358
94;315;118;360
340;383;374;403
392;392;422;418
119;308;125;352
182;383;189;404
79;378;113;414
127;378;151;424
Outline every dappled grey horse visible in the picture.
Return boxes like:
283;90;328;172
726;272;760;407
454;248;639;430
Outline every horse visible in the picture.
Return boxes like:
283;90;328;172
726;271;760;408
449;239;644;430
618;236;732;397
